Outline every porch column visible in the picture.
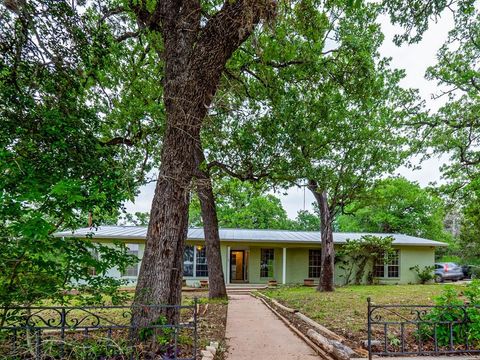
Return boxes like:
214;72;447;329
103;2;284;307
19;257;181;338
226;246;231;284
282;247;287;284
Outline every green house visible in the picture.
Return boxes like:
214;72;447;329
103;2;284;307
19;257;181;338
55;226;447;286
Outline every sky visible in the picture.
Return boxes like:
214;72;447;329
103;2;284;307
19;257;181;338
125;11;455;219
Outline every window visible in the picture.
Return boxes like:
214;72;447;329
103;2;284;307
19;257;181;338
88;248;99;276
309;249;322;278
260;249;274;278
195;246;208;277
183;245;194;277
374;250;400;278
123;244;139;277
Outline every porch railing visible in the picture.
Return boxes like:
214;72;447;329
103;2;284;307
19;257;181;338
367;297;480;359
0;301;197;360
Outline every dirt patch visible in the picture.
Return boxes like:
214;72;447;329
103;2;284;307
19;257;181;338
197;302;228;359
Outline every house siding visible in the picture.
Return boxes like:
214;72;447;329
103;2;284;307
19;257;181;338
87;239;437;286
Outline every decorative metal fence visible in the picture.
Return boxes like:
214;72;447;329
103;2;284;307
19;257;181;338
0;300;198;360
367;297;480;359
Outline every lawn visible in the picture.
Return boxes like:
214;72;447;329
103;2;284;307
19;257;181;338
261;284;467;342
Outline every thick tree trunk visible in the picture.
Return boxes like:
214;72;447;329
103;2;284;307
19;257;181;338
130;0;275;329
194;149;227;299
131;122;197;328
308;181;335;292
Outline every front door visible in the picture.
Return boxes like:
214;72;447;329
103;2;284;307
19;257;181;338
230;250;248;282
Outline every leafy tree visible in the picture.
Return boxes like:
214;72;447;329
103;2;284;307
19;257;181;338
119;212;151;226
418;3;480;193
0;0;141;309
205;3;420;292
457;189;480;264
337;177;451;242
291;210;321;231
2;0;469;326
190;178;293;229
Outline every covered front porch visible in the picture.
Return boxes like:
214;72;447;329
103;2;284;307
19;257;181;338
223;243;322;285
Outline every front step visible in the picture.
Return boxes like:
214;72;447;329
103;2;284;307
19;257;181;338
227;286;269;293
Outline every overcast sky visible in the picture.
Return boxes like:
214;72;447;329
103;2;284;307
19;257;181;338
125;13;454;219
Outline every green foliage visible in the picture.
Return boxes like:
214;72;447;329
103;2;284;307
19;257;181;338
337;235;394;285
290;210;321;231
119;212;151;226
337;177;451;242
189;178;293;230
139;315;173;347
189;177;322;230
0;237;137;309
0;0;147;309
456;188;480;264
419;280;480;347
409;265;435;284
206;2;419;238
381;0;475;44
417;4;480;208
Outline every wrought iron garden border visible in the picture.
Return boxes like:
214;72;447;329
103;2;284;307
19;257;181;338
367;297;480;359
0;300;198;360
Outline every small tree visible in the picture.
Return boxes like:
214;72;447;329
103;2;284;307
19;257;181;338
337;235;395;285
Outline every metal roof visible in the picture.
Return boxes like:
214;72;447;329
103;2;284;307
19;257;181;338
54;226;448;247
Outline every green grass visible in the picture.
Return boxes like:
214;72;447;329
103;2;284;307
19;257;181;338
261;284;467;335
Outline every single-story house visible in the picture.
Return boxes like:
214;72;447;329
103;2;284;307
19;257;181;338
54;226;447;286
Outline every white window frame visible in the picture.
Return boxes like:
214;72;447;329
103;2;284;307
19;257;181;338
374;249;400;279
183;245;209;278
122;244;139;277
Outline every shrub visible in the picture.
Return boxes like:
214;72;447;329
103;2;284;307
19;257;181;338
418;280;480;347
410;265;435;284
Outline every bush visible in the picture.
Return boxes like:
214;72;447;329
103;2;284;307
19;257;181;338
418;280;480;347
409;265;434;284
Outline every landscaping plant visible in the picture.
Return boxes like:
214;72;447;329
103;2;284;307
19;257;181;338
409;265;435;284
419;280;480;347
337;235;395;285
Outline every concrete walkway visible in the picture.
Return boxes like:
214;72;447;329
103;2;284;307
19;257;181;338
226;294;321;360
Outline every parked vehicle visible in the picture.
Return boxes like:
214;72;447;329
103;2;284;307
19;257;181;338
434;262;464;283
462;265;480;279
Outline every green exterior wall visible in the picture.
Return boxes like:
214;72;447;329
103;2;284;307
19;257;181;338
93;238;437;285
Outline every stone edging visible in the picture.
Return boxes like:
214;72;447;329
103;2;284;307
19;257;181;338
253;291;357;360
200;341;219;360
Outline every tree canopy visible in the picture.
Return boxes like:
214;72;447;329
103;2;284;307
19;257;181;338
337;177;451;242
0;0;144;307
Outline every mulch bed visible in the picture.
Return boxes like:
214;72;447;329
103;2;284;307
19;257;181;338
196;302;228;360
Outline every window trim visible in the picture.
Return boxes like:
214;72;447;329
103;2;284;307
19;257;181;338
183;245;209;278
122;244;139;278
195;245;208;277
374;249;400;279
308;249;322;278
260;248;275;278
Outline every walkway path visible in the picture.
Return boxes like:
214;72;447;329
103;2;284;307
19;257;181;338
225;294;321;360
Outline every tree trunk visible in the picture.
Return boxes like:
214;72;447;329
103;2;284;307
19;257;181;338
194;148;227;299
131;122;197;328
308;181;335;292
130;0;274;328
